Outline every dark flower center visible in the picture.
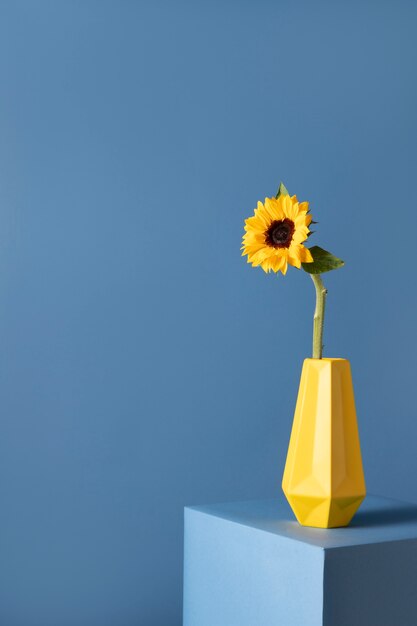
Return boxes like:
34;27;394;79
265;218;295;248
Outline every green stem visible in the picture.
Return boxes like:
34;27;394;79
311;274;327;359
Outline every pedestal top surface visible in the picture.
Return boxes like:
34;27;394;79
186;494;417;549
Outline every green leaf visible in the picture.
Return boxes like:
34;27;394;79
301;246;344;274
276;182;289;198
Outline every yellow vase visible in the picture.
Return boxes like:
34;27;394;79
282;358;366;528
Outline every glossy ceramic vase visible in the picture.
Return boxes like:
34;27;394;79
282;358;366;528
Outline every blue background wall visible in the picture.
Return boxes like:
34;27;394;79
1;1;417;624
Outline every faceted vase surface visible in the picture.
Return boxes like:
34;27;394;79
282;358;366;528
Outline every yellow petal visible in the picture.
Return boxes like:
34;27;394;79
295;212;309;227
245;216;265;233
260;256;274;273
288;252;302;268
249;247;271;266
243;243;264;254
280;194;291;215
268;255;282;273
300;246;313;263
292;227;309;244
264;197;284;221
254;203;271;228
243;231;266;243
286;199;299;220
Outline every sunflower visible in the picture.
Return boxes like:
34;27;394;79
241;194;314;275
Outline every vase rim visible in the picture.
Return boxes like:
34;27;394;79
304;357;349;362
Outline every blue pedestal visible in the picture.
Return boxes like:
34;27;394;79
183;495;417;626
